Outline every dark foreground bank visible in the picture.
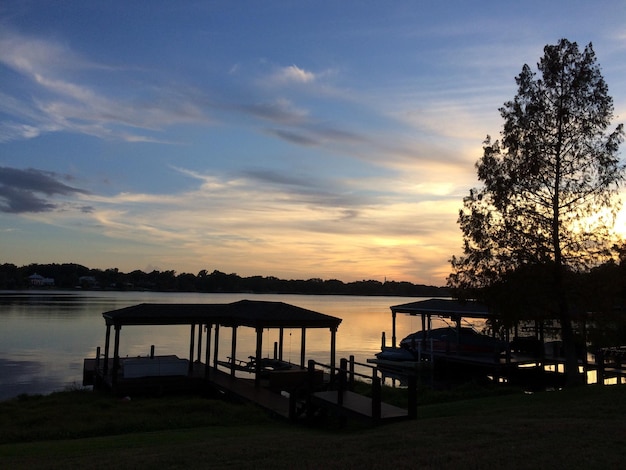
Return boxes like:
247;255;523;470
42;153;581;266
1;385;625;469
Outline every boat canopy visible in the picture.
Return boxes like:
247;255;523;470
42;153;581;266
390;299;491;320
102;299;342;329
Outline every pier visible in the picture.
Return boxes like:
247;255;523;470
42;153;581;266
372;298;626;388
84;300;414;424
83;298;624;427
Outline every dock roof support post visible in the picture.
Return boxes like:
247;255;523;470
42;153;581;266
300;327;306;368
103;324;111;375
112;325;121;386
255;327;263;386
421;313;426;335
581;318;588;374
197;323;203;363
278;327;284;361
213;324;220;369
204;324;212;378
330;326;337;383
188;323;196;375
230;326;238;377
392;310;397;348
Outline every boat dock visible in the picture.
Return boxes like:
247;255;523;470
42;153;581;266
84;300;415;424
83;298;624;427
84;355;414;423
372;298;626;388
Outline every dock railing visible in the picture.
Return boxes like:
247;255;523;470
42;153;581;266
309;355;417;421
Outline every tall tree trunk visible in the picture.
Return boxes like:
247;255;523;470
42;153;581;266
557;291;583;385
552;89;582;386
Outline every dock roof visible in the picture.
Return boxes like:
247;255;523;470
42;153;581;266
390;298;491;319
102;299;342;329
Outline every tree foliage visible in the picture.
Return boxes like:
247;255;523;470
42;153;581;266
448;39;624;382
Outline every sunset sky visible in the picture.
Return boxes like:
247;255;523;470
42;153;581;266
1;1;625;286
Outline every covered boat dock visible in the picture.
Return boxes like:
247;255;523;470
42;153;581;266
85;300;414;422
373;298;574;387
85;301;341;415
385;298;492;350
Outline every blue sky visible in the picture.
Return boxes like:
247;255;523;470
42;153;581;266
1;1;625;285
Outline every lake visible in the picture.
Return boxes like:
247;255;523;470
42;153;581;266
0;291;457;401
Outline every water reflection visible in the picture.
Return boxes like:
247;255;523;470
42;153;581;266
1;290;429;400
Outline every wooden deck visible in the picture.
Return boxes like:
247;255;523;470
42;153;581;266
204;366;292;419
86;359;297;419
312;390;408;422
85;357;414;424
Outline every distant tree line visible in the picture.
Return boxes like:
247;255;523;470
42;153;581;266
0;263;450;297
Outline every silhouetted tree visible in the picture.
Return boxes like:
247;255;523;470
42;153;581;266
449;39;624;384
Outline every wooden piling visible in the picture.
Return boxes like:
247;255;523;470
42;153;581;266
338;358;347;405
371;373;381;423
349;355;355;391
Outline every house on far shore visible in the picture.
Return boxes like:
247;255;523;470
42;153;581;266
28;273;55;288
78;276;99;289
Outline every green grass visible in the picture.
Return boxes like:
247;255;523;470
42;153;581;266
1;385;625;469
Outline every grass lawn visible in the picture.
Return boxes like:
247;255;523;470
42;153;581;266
1;385;625;469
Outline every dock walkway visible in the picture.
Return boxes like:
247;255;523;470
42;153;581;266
204;366;292;419
312;390;408;422
86;357;414;424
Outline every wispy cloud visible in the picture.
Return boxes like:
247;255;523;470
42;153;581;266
34;164;458;283
270;65;316;84
0;29;210;143
239;98;309;124
0;166;91;213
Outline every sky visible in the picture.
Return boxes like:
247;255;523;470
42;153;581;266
1;1;626;286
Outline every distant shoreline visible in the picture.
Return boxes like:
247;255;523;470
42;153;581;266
0;262;450;297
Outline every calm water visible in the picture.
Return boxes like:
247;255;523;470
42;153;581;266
0;291;452;401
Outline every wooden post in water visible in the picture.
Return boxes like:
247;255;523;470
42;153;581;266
112;325;121;387
582;319;589;379
255;327;263;386
205;324;212;378
188;324;196;375
338;358;347;406
307;359;316;420
197;323;203;363
230;326;238;377
213;324;220;369
371;369;381;423
349;355;355;391
300;327;306;368
330;326;337;384
103;325;111;375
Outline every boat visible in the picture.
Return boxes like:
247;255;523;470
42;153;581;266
376;326;505;361
402;326;504;354
375;347;417;362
